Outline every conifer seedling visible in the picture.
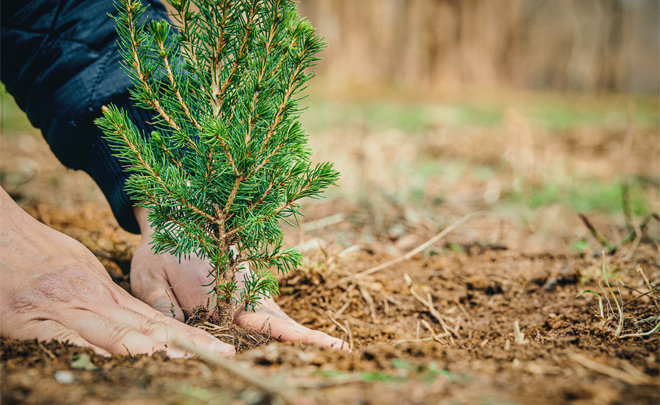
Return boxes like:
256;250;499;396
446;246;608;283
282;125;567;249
97;0;338;324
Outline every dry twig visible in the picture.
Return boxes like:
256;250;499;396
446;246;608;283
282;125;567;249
569;353;654;385
357;284;378;323
303;213;346;232
349;212;480;280
393;337;434;345
513;321;529;345
636;265;659;310
172;338;296;405
326;311;353;351
404;274;459;344
620;102;636;233
343;320;354;350
420;319;450;343
621;213;659;246
578;213;615;253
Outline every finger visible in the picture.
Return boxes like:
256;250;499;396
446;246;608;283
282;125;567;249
12;319;110;357
111;286;235;356
164;257;216;317
238;312;350;351
306;330;351;352
237;312;311;342
100;305;235;357
130;269;185;321
58;309;187;357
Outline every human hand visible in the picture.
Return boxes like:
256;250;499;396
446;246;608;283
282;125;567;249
131;206;348;350
232;269;349;351
0;188;234;357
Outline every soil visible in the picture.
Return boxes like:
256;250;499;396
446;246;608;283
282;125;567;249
1;102;659;404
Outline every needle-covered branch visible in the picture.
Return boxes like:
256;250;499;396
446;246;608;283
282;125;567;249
98;0;338;316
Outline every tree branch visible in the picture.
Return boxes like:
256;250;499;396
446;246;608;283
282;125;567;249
124;2;202;156
209;0;230;117
156;39;201;130
103;109;220;227
217;0;259;111
223;176;312;239
243;0;281;147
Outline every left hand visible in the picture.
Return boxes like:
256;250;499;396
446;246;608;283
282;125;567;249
129;207;348;351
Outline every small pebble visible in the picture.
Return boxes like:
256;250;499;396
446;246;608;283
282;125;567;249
54;370;75;384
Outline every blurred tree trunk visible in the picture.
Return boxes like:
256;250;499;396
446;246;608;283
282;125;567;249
298;0;659;94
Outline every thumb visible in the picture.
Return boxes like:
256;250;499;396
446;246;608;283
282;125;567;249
130;267;185;321
151;291;185;321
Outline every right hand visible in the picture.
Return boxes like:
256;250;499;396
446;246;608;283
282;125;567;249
0;187;234;357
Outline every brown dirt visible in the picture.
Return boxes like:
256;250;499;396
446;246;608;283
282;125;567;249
1;102;659;404
2;244;658;404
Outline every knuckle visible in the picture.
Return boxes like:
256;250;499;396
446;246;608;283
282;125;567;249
7;290;41;313
105;325;134;350
128;270;159;298
7;270;79;313
135;318;164;338
51;329;81;345
7;266;110;315
33;266;103;302
154;313;178;327
34;271;77;303
59;266;106;298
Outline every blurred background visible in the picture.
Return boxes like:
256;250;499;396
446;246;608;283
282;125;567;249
293;0;660;253
300;0;659;94
1;0;659;258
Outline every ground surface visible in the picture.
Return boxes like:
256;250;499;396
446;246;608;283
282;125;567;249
1;91;659;404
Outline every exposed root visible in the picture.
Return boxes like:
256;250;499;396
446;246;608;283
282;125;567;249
186;306;273;353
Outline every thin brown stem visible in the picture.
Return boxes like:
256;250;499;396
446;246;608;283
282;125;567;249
254;63;302;162
248;167;295;210
215;131;240;176
223;177;312;239
172;1;203;75
248;41;310;177
126;9;179;131
158;142;184;171
223;176;244;215
157;40;201;130
209;1;230;116
125;3;202;156
217;0;259;116
579;213;616;253
244;0;280;146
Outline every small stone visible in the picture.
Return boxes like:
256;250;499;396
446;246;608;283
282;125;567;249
70;353;98;371
54;371;75;384
297;351;313;363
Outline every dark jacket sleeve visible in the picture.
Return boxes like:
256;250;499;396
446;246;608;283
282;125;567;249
1;0;169;233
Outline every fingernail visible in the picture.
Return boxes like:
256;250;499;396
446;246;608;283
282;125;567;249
210;340;235;356
93;348;112;358
166;347;193;359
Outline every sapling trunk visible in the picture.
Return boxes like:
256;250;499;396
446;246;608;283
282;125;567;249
97;0;338;325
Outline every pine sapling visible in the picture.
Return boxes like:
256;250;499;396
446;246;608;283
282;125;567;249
97;0;338;324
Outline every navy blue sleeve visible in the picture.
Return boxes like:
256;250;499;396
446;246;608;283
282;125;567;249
1;0;170;233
